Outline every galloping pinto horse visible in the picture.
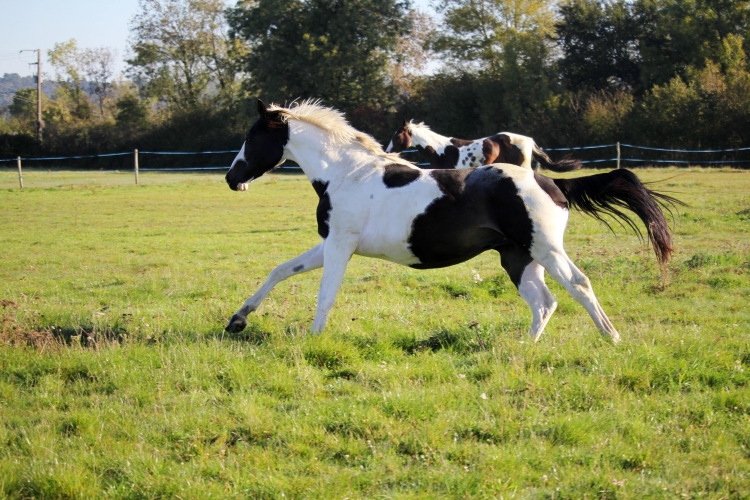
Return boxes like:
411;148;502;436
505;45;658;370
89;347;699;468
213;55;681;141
225;100;678;343
386;120;581;172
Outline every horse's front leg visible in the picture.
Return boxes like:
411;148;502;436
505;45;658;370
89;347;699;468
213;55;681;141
225;243;324;333
310;235;358;334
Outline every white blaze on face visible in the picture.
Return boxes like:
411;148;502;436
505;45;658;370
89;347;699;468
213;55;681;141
230;143;246;170
228;143;249;192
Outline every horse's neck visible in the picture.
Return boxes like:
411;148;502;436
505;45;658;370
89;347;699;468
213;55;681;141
411;126;451;150
284;121;375;185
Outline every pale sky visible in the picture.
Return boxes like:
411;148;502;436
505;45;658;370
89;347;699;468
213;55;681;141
0;0;435;80
0;0;141;78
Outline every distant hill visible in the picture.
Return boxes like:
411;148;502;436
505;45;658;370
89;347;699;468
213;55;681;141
0;73;58;106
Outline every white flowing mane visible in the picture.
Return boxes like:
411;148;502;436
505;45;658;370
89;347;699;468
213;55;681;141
268;100;402;161
407;121;450;143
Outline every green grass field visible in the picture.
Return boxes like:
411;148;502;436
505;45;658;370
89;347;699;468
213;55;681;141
1;167;749;499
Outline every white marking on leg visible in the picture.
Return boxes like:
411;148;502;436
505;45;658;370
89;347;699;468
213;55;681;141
310;236;358;333
235;243;325;318
533;249;620;343
517;261;558;342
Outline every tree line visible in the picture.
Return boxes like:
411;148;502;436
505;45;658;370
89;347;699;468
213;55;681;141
2;0;750;163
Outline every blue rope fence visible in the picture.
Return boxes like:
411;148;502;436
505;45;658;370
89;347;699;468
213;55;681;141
403;143;750;165
3;143;750;168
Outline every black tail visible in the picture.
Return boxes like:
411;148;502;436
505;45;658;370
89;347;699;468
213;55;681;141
553;169;683;264
532;143;582;172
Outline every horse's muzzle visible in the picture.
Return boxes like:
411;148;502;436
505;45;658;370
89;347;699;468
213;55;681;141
226;181;249;192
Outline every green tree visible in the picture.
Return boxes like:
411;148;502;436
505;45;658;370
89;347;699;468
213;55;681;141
636;0;750;90
555;0;641;92
116;94;149;129
429;0;556;75
638;35;750;148
227;0;412;112
48;40;117;120
8;88;38;121
48;39;93;121
389;9;436;99
419;0;558;139
81;47;117;117
128;0;245;111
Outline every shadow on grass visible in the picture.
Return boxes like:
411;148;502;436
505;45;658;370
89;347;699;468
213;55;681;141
205;322;271;345
393;325;492;355
46;325;127;348
2;300;127;349
326;368;359;380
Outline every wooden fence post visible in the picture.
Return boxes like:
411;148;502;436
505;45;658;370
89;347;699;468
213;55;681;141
134;149;139;185
616;142;621;169
17;156;23;189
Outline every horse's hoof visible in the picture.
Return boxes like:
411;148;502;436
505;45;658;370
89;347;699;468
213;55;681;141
225;314;247;333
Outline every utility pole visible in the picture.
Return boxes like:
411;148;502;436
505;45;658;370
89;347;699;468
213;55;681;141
36;49;42;143
21;49;43;143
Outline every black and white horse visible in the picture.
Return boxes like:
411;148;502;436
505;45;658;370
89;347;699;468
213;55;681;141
225;100;678;343
386;120;581;172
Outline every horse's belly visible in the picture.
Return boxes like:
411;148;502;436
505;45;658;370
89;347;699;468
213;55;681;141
354;182;444;266
408;228;508;269
355;220;421;265
355;240;420;265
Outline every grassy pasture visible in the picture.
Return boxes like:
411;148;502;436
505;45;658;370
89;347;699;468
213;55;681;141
1;167;749;499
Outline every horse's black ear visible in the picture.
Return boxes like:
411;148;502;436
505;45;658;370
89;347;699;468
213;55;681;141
257;99;268;116
402;119;408;128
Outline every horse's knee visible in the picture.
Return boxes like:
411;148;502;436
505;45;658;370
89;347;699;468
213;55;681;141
571;272;592;290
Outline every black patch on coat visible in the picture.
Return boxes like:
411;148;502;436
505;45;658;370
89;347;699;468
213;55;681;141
495;134;524;166
534;173;568;209
293;265;304;272
312;180;331;239
382;163;421;188
481;134;524;167
497;243;534;287
408;167;534;269
481;138;499;164
416;145;460;169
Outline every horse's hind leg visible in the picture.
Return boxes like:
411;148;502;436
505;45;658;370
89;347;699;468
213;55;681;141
518;262;558;341
226;243;324;333
498;244;558;342
532;248;620;343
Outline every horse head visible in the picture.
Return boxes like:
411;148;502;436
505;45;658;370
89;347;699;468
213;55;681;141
385;119;412;153
226;99;289;191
